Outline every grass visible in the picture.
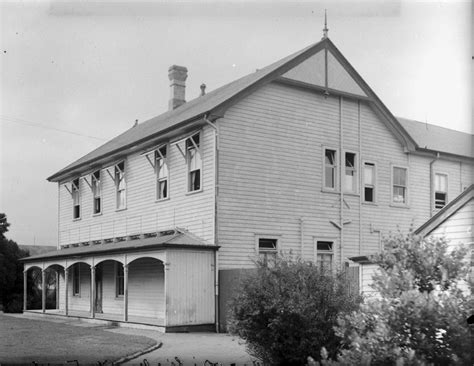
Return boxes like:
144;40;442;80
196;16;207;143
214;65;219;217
0;313;157;364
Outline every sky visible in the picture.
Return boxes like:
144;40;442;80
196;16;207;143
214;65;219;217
0;0;472;247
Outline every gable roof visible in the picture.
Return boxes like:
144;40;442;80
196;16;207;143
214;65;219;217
415;184;474;237
398;118;473;158
48;37;420;182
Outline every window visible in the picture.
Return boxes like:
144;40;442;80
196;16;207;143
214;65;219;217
72;178;81;219
316;241;333;272
434;173;447;209
72;265;80;296
115;162;126;210
115;264;124;297
344;152;357;193
392;166;407;204
324;149;337;189
92;170;101;214
258;237;278;265
363;162;375;202
155;146;169;200
186;133;202;192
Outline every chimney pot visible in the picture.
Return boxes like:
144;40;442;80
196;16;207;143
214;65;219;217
168;65;188;111
200;83;206;96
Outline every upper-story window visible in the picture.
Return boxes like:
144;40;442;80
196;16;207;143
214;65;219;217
344;152;357;193
72;178;81;219
324;148;337;190
186;133;202;192
434;173;447;209
363;162;376;203
155;146;169;200
392;166;408;204
91;170;101;215
115;161;126;210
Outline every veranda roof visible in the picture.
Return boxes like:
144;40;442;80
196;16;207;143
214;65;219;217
21;231;218;263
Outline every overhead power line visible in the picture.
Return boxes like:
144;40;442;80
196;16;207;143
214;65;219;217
0;115;108;141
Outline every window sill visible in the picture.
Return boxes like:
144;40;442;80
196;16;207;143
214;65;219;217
155;197;170;203
389;203;410;209
321;188;339;194
92;212;102;217
186;188;203;196
115;296;124;300
362;201;377;206
343;192;360;197
115;207;127;212
72;294;81;298
73;217;81;222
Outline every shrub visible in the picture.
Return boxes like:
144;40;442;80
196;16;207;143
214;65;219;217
228;255;361;366
326;232;473;366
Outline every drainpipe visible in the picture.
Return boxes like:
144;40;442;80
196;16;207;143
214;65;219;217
300;218;304;258
429;152;440;217
203;114;220;333
339;96;344;266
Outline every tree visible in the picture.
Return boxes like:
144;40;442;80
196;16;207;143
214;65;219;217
323;232;473;366
0;213;29;312
228;255;361;366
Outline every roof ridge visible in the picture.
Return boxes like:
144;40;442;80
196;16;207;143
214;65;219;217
397;116;473;136
48;38;326;182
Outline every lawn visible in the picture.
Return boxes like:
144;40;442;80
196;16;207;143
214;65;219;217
0;313;158;364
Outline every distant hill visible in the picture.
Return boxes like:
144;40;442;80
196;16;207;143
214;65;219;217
20;245;56;256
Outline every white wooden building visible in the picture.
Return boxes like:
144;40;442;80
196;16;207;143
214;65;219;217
351;185;473;296
22;35;473;331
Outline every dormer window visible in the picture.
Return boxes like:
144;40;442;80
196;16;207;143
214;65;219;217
186;133;202;192
115;161;126;210
72;178;81;219
155;146;169;200
91;170;102;214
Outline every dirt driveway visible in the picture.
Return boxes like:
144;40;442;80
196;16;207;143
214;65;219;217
0;313;157;364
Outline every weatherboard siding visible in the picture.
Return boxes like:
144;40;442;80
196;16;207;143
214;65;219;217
430;200;473;247
216;81;471;269
217;82;414;269
58;126;215;247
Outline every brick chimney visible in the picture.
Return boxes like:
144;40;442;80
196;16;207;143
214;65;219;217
168;65;188;110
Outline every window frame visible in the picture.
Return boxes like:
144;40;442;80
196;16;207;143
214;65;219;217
72;264;81;296
91;170;102;215
391;165;409;206
115;263;124;298
115;161;127;211
155;145;169;201
255;234;280;266
186;132;202;193
363;161;377;203
322;147;338;192
313;239;335;272
343;151;358;194
433;172;448;210
71;178;81;220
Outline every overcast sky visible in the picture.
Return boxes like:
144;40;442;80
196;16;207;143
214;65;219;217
0;1;472;247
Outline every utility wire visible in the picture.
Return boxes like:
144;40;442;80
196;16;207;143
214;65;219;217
0;115;108;141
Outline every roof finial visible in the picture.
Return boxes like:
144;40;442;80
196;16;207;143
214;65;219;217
322;9;328;39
